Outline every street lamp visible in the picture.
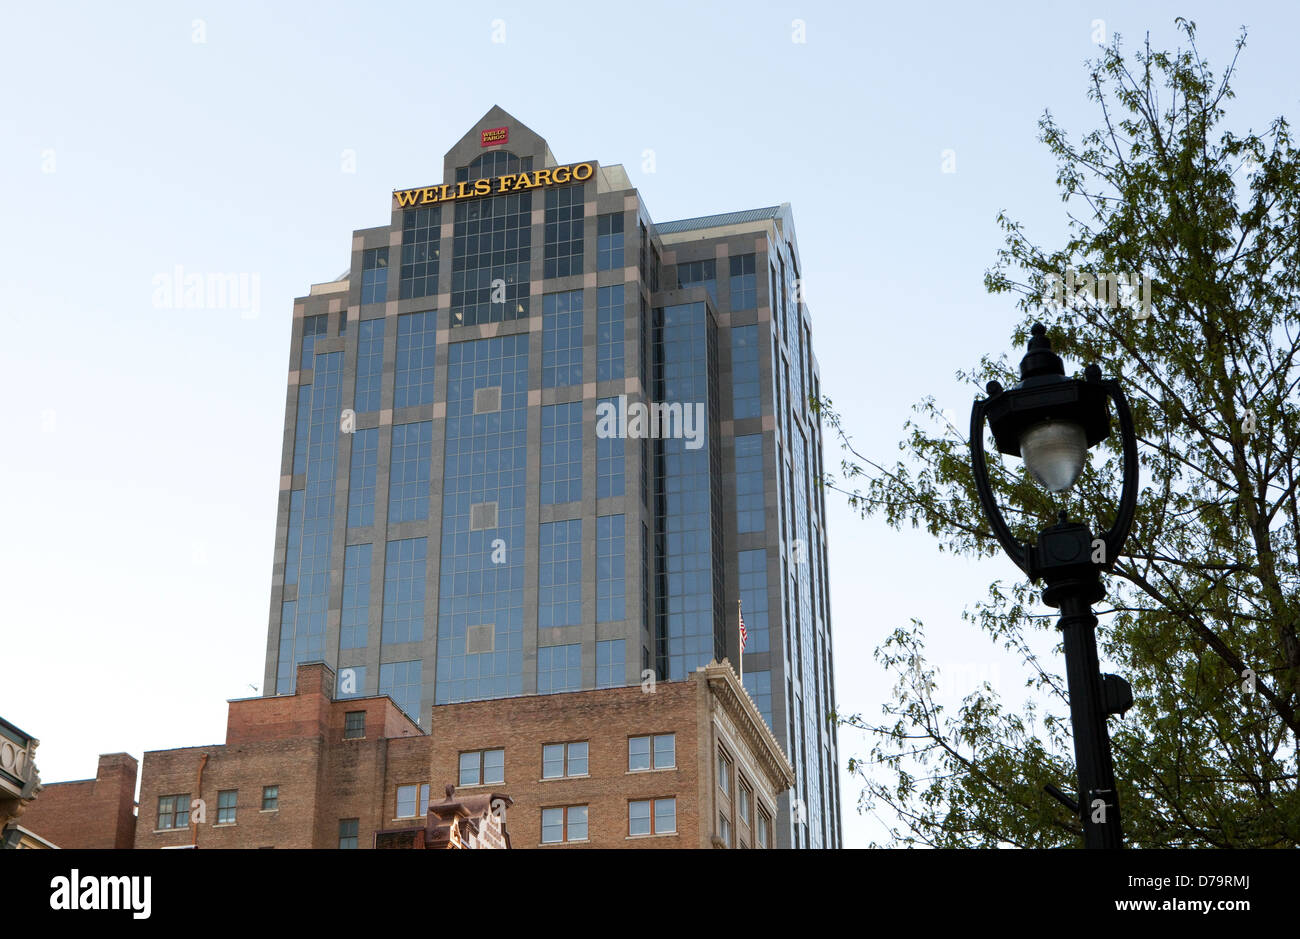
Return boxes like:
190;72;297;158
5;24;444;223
970;322;1138;849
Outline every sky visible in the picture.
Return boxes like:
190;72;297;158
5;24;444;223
3;0;1298;849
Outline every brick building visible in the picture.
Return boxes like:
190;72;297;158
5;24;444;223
31;657;789;849
15;751;136;850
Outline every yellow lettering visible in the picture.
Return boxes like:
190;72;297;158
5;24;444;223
395;189;421;208
498;173;516;193
473;179;491;196
439;184;451;200
572;163;593;181
456;181;471;198
419;187;436;205
511;174;532;191
552;166;570;184
534;169;553;187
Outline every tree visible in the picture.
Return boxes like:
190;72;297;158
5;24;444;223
823;19;1300;847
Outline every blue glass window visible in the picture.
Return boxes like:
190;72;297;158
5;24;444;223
735;434;765;533
729;254;756;310
731;324;761;420
361;247;389;304
542;290;583;387
596;639;625;688
400;207;440;300
437;334;528;703
676;260;717;305
382;537;426;645
354;319;385;412
539;519;582;629
538;644;581;694
347;427;379;528
379;660;423;725
284;489;304;585
738;549;770;653
300;314;328;369
394;311;436;408
597;285;624;381
388;421;432;523
544;185;584;279
596;396;624;499
597;213;624;271
743;670;773;731
597;515;625;623
540;402;582;505
451;192;531;326
292;385;312;475
340;543;372;651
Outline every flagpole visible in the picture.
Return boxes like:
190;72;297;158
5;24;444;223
738;599;744;682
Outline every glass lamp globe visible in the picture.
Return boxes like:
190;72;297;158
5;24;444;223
1020;420;1088;492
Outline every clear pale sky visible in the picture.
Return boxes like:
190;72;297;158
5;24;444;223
3;1;1295;848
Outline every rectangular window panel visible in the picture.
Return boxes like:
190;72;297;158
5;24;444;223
382;538;427;644
596;396;624;499
735;434;765;533
653;733;675;769
394;311;436;408
344;710;365;738
338;818;359;849
629;736;650;771
483;748;504;784
743;670;773;730
540;402;582;505
629;799;650;836
676;259;717;305
597;212;624;271
595;638;625;688
731;324;761;420
737;548;770;654
541;806;564;843
400;207;440;300
215;790;238;824
340;543;372;651
284;489;304;584
300;314;328;370
378;660;422;725
542;290;583;387
544;184;584;279
459;752;480;787
292;385;312;475
597;284;624;381
596;514;625;623
262;786;278;811
347;427;378;528
566;805;588;841
388;421;432;522
354;319;385;412
538;520;582;629
537;643;581;694
655;797;676;833
451;192;531;326
543;743;565;779
397;784;418;818
361;246;389;304
729;254;757;310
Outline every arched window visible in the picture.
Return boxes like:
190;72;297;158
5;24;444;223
456;150;533;183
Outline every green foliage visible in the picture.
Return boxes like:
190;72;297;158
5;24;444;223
828;20;1300;847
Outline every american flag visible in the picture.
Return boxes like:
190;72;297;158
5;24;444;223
739;602;748;653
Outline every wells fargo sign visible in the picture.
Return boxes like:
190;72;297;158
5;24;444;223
481;126;508;146
393;161;595;208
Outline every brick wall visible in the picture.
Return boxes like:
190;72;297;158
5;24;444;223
429;680;703;848
20;752;138;849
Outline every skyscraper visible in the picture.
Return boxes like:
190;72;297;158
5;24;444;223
263;107;840;848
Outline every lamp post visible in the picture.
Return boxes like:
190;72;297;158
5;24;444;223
970;323;1139;849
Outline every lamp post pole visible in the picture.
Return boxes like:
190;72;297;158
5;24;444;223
970;323;1138;849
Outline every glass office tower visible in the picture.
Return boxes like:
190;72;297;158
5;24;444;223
263;107;841;848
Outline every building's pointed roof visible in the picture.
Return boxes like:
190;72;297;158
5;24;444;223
443;106;556;173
